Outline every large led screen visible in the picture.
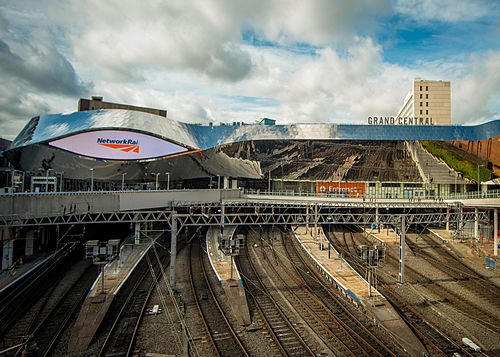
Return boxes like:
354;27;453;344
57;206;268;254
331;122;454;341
49;130;188;160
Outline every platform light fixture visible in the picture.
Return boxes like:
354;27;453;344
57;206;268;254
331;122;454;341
121;173;127;190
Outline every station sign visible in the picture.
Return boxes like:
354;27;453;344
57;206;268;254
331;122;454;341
367;117;434;125
49;130;188;160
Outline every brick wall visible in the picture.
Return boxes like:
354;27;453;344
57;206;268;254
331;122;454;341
448;136;500;176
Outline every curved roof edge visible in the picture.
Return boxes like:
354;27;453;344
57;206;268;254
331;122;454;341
9;109;500;151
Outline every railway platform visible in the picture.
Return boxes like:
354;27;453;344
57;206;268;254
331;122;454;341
68;239;154;353
363;226;399;243
206;226;241;284
293;225;426;356
0;253;51;292
293;225;384;306
205;227;250;325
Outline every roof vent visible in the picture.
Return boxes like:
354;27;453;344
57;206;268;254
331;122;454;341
91;96;103;101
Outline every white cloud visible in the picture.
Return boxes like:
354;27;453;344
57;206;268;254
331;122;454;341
240;37;417;124
1;0;499;141
65;0;393;82
395;0;495;22
453;51;500;124
70;0;252;82
250;0;391;45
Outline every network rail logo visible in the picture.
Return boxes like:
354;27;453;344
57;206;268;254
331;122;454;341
97;138;140;153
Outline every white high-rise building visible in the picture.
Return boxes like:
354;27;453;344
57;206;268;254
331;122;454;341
395;79;451;125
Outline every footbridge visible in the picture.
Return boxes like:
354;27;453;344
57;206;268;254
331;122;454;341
1;189;497;285
0;189;497;225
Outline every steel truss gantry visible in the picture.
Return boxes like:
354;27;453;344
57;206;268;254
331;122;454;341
1;202;487;288
0;202;486;228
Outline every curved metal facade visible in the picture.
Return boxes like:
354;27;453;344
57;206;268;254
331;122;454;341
10;110;500;150
5;109;500;181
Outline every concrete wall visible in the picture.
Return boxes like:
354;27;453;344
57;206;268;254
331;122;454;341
0;189;243;217
0;193;120;217
119;189;242;210
413;79;451;125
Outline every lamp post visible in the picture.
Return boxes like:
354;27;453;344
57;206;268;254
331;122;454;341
166;172;170;190
454;172;457;197
477;164;480;197
327;217;332;259
56;171;64;192
268;170;271;193
121;173;127;190
90;168;94;191
153;173;160;190
45;169;55;192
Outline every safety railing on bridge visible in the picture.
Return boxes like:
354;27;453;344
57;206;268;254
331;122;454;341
244;189;500;200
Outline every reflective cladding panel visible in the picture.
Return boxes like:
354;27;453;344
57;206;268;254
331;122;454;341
6;143;262;180
9;109;500;152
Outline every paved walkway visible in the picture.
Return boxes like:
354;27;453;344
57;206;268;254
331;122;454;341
205;226;250;324
88;240;153;297
0;253;51;292
293;225;383;307
206;226;241;284
68;238;154;352
293;225;426;356
362;227;399;243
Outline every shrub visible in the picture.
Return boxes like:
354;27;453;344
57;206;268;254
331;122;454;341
420;141;491;182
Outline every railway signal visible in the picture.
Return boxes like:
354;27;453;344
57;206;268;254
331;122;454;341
358;244;385;297
84;239;120;294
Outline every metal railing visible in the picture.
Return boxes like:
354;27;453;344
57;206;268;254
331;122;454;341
1;187;499;201
244;189;500;200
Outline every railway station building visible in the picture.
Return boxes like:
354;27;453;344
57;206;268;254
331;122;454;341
3;90;500;198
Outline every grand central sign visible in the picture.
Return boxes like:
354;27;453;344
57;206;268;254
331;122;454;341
368;117;435;125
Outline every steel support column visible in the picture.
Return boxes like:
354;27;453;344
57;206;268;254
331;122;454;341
494;208;498;257
306;205;309;233
2;241;14;269
399;216;405;284
134;222;141;244
25;230;35;256
457;203;463;239
475;208;479;241
314;204;318;244
169;211;177;289
446;207;449;231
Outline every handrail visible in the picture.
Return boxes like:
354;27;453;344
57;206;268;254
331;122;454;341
244;189;500;200
1;187;499;200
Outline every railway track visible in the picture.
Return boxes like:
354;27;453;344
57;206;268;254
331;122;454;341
0;243;79;339
30;263;97;356
188;239;249;357
408;230;500;309
328;225;478;356
97;245;168;357
3;261;96;357
281;229;400;356
260;228;398;356
0;244;90;355
383;238;500;335
236;231;315;357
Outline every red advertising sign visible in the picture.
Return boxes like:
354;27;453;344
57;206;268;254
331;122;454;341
316;182;365;197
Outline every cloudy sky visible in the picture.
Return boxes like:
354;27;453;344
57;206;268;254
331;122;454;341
1;0;499;139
